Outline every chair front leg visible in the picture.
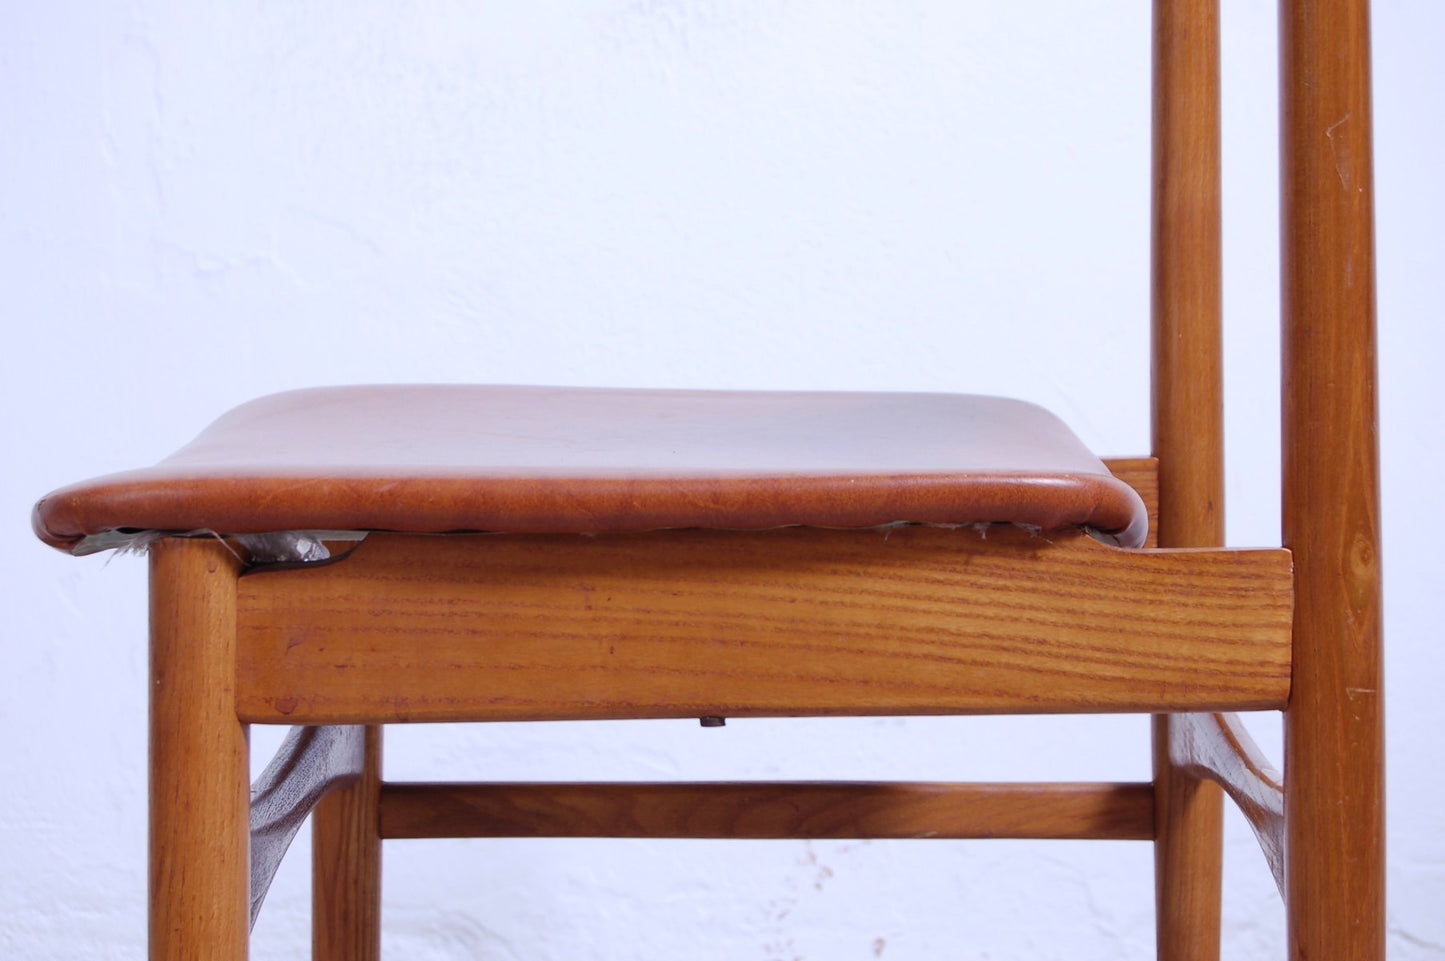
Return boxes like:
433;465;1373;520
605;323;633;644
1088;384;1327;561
149;537;250;961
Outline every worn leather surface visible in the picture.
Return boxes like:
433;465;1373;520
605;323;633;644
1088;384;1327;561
33;385;1148;550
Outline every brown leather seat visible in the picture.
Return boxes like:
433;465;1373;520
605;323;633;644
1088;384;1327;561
32;384;1148;552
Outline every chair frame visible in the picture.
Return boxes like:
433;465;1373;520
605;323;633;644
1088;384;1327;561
142;1;1383;958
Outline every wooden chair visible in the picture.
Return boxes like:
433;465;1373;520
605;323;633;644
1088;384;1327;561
31;1;1383;958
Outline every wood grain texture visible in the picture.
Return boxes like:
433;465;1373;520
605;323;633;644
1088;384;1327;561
248;725;365;927
313;726;383;961
234;526;1292;724
1150;0;1223;552
1169;713;1284;895
1153;711;1224;961
379;781;1155;841
1280;1;1385;958
149;537;248;961
1148;3;1226;956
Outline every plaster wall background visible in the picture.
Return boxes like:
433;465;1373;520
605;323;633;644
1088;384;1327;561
2;2;1440;958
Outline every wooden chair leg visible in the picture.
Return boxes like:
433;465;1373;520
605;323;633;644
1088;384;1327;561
1284;698;1384;960
1152;715;1223;961
313;725;383;961
1149;0;1225;947
149;538;250;961
1279;0;1385;957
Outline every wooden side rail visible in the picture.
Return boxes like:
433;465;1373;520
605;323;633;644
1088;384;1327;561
234;526;1292;724
379;781;1156;842
1169;713;1285;895
249;725;366;926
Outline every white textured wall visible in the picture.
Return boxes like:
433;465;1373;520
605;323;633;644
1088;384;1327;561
2;2;1440;958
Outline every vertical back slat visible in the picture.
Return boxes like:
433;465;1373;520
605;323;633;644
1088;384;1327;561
1151;0;1225;542
1150;2;1225;958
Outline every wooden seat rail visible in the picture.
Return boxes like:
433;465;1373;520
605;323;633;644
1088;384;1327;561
233;527;1293;726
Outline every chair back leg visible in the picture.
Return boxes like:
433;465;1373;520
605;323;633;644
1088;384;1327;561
1280;1;1386;958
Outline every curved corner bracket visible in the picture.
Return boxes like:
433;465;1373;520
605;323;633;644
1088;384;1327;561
1169;712;1285;895
248;725;367;927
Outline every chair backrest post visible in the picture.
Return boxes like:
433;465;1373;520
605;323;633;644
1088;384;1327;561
1150;0;1225;551
1278;1;1385;957
1148;8;1227;961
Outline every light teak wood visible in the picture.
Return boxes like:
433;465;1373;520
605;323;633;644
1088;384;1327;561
234;526;1293;724
1280;0;1385;957
1148;1;1226;957
1150;5;1223;553
312;726;383;961
1153;710;1224;961
149;538;248;961
379;781;1155;842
